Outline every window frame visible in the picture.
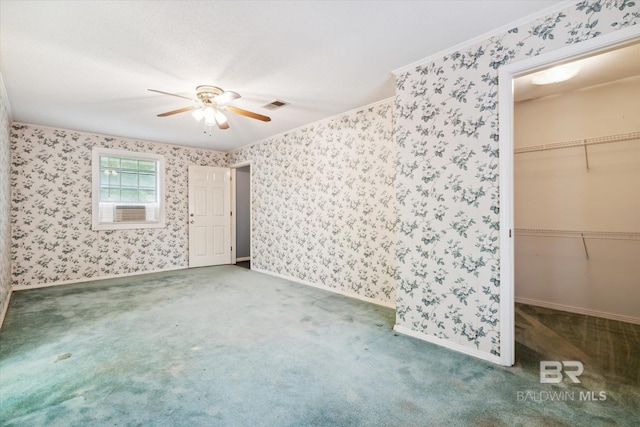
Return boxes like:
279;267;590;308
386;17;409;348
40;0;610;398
91;147;166;231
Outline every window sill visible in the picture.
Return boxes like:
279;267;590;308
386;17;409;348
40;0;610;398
92;221;166;231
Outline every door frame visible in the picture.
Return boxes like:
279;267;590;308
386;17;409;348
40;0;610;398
230;161;252;265
497;26;640;367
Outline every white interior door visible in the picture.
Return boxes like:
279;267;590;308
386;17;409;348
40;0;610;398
188;165;231;267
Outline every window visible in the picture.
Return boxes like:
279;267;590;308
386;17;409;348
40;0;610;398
92;147;165;230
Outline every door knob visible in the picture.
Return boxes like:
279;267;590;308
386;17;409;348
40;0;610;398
190;220;194;224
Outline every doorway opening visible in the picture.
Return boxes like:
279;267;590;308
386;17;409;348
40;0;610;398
498;26;640;367
231;163;251;269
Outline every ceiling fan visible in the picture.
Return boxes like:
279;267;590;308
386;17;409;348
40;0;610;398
148;85;271;134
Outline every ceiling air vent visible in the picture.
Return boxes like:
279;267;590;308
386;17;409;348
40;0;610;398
263;99;288;110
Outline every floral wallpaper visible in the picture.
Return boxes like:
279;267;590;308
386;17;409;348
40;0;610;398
229;101;397;306
393;0;639;357
10;124;227;286
0;79;11;321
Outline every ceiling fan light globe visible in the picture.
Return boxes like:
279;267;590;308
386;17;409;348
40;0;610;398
192;108;205;122
214;110;228;125
203;106;216;123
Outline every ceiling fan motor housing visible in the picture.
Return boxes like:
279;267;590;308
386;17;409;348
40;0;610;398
196;85;224;104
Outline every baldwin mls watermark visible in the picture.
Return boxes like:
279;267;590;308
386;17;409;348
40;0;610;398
516;361;607;402
540;361;584;384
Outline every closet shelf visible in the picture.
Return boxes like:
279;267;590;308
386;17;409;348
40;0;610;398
514;228;640;241
514;131;640;155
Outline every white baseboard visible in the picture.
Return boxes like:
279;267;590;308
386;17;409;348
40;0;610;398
0;287;12;330
251;267;396;309
236;257;251;262
11;266;188;291
515;297;640;325
393;324;503;365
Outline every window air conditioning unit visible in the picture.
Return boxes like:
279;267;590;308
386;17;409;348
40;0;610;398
114;205;146;222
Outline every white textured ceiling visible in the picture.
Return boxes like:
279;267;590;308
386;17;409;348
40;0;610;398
1;0;564;151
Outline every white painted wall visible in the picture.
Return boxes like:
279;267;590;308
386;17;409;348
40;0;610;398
514;76;640;322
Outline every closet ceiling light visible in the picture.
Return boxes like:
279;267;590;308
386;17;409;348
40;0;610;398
531;63;581;85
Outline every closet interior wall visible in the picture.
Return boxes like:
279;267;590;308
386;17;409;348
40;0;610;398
514;75;640;323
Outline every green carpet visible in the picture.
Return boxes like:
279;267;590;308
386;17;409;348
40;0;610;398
1;266;638;426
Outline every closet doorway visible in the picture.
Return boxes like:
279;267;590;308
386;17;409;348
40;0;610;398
498;28;640;367
512;43;640;322
512;42;640;383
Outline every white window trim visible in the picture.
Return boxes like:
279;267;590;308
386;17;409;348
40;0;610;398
91;147;166;231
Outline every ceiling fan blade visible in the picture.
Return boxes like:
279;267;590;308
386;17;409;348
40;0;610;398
157;106;197;117
213;90;241;106
224;106;271;122
148;89;198;103
216;119;230;130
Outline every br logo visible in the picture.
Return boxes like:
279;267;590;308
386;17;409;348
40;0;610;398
540;361;584;384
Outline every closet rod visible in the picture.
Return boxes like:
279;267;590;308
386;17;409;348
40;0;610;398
514;228;640;241
514;131;640;154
